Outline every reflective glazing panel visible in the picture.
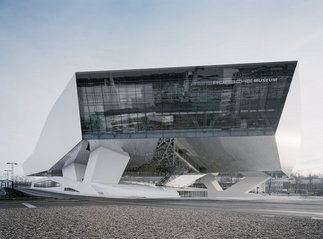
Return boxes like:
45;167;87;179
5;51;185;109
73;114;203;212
76;62;297;139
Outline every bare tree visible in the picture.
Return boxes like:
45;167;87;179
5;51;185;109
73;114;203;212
308;172;314;194
291;172;301;194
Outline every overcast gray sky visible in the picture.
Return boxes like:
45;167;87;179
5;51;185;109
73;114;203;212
1;0;323;177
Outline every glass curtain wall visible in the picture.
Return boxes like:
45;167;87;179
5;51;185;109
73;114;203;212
76;62;296;139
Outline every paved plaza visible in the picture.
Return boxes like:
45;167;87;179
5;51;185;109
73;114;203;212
1;197;323;238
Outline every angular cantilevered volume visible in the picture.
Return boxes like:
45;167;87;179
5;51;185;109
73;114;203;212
275;64;301;176
23;61;300;198
23;76;82;176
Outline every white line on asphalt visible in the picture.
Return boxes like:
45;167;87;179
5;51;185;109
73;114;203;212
312;217;323;220
257;209;323;216
22;203;37;208
261;214;275;217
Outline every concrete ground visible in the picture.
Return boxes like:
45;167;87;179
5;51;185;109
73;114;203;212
1;196;323;238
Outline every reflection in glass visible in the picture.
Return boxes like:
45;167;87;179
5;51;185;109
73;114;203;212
76;62;296;139
34;180;60;188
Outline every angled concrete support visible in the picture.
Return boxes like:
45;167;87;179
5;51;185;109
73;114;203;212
199;174;223;196
165;174;206;188
224;172;270;195
200;172;270;197
84;146;130;185
62;163;86;182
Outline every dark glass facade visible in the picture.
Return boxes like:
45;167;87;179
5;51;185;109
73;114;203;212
76;62;296;140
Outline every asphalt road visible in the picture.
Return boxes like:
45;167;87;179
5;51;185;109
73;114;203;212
1;189;323;220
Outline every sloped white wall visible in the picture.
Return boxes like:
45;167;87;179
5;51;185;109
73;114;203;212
276;64;301;176
23;76;82;175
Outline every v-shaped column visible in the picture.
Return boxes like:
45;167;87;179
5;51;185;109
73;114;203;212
83;146;130;185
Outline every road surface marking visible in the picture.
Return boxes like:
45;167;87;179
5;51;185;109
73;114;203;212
257;209;323;217
312;217;323;220
261;214;275;217
22;203;36;208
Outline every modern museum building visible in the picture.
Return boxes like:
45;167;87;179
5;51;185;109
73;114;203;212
23;61;300;198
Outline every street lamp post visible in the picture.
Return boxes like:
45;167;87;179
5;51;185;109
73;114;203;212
4;170;11;188
7;162;18;183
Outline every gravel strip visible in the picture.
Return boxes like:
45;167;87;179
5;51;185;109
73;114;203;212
0;205;322;238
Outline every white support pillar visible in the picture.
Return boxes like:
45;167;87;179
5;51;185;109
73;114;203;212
83;146;130;185
62;163;86;182
199;174;223;197
224;172;270;195
200;172;270;197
